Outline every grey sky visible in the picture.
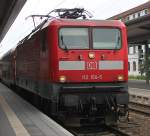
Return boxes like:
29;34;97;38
0;0;148;57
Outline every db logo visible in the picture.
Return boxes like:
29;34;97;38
86;61;98;70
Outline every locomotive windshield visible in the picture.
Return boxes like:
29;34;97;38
92;28;121;49
59;28;89;49
59;28;121;50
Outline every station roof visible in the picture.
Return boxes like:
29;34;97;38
126;14;150;44
0;0;26;42
108;1;150;44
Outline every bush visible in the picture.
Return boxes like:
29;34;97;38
129;75;146;80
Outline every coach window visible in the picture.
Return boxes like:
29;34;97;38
40;30;47;52
92;28;121;49
59;28;89;49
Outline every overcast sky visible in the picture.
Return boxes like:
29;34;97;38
0;0;149;57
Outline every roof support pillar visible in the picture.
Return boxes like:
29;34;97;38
144;41;150;84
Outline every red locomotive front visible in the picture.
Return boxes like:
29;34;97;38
46;19;129;125
50;19;128;83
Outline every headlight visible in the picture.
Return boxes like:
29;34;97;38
59;76;66;83
89;52;95;59
117;75;124;81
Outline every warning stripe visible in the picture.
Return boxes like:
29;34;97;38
99;61;123;70
59;61;85;70
59;60;124;70
0;95;30;136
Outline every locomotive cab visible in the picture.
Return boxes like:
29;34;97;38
48;19;129;125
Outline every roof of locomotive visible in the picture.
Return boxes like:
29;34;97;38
42;18;126;29
18;18;125;45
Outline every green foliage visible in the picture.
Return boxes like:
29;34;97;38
129;75;146;80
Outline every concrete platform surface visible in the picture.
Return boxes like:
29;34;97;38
128;80;150;90
0;83;73;136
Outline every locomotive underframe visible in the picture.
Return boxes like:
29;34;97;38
5;78;129;126
50;82;129;126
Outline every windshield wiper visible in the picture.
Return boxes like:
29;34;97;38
115;35;120;50
60;35;68;52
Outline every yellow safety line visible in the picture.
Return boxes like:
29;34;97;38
0;95;30;136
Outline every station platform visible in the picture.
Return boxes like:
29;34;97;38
129;87;150;106
0;83;73;136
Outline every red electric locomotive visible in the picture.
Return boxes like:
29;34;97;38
1;8;129;126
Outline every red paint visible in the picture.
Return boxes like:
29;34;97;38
48;19;128;83
1;19;128;85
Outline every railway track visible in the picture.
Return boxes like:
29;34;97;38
129;102;150;116
67;102;150;136
68;125;132;136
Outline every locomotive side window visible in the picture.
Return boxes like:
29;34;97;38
59;28;89;49
92;28;121;49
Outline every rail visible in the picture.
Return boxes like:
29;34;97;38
68;125;132;136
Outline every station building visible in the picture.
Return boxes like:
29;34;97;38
109;1;150;76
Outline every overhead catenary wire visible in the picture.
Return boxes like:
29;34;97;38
22;8;93;45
